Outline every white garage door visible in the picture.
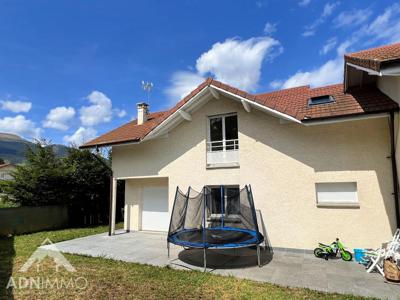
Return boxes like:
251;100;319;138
142;186;169;231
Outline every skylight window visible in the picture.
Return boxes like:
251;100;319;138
308;95;334;107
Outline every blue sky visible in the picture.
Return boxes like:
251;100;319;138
0;0;399;145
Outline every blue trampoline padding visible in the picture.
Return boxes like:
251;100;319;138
168;227;264;249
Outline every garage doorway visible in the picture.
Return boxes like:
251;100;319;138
142;186;169;231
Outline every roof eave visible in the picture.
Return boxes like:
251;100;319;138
301;110;396;126
79;138;141;149
142;85;211;141
210;85;302;124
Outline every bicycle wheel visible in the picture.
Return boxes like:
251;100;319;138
314;248;325;258
341;250;352;261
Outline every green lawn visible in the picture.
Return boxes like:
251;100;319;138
0;225;365;300
0;199;19;208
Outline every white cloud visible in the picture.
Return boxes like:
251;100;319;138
302;30;316;37
79;91;113;126
79;91;126;126
0;100;32;113
320;37;337;55
43;106;75;131
63;127;97;146
116;109;127;118
263;22;277;35
196;37;281;90
298;0;311;7
165;71;205;101
0;115;42;139
269;80;284;89
333;8;372;28
274;3;400;90
322;2;338;18
303;2;339;37
276;58;343;89
362;3;400;45
333;3;400;54
166;37;282;100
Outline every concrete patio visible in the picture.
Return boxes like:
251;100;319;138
41;230;400;299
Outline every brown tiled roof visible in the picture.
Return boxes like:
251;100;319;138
0;163;15;169
300;84;398;121
255;85;310;120
345;43;400;72
80;78;398;148
80;111;167;148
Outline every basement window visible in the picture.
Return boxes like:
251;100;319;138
308;95;334;107
316;182;359;207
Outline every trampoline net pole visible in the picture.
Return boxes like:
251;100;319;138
220;185;224;228
247;184;261;243
181;186;191;230
202;186;206;248
167;186;180;237
203;247;207;271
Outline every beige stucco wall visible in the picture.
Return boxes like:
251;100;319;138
113;95;396;250
124;177;168;231
377;76;400;216
378;76;400;103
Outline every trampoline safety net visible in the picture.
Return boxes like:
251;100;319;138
167;185;264;249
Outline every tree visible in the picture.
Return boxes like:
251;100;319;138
3;141;69;206
2;141;115;226
0;158;5;165
63;148;111;225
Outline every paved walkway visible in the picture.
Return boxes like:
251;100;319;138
41;230;400;299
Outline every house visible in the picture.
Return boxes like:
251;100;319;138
0;163;16;181
81;42;400;251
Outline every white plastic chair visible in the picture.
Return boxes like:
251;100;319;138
366;248;385;275
366;229;400;276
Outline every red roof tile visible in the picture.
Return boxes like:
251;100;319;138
0;163;15;169
300;84;397;121
80;78;398;148
345;42;400;71
81;111;166;148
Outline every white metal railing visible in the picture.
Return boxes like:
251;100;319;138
206;139;239;165
206;139;239;152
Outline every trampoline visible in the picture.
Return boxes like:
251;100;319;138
167;185;264;270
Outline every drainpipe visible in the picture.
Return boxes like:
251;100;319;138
389;111;400;228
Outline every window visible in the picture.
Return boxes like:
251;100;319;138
316;182;358;207
308;95;334;107
208;114;238;152
209;186;240;215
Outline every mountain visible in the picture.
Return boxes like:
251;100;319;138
0;133;70;164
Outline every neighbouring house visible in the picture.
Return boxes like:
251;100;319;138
0;163;16;181
81;42;400;251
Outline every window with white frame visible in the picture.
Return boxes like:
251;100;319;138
316;182;359;206
208;186;240;216
208;113;238;152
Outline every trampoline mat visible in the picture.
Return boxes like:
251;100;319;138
169;228;263;248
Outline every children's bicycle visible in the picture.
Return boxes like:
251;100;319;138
314;238;353;261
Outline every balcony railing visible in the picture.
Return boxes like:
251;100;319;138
206;139;239;166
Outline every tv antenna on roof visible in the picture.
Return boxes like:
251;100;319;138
141;80;154;104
